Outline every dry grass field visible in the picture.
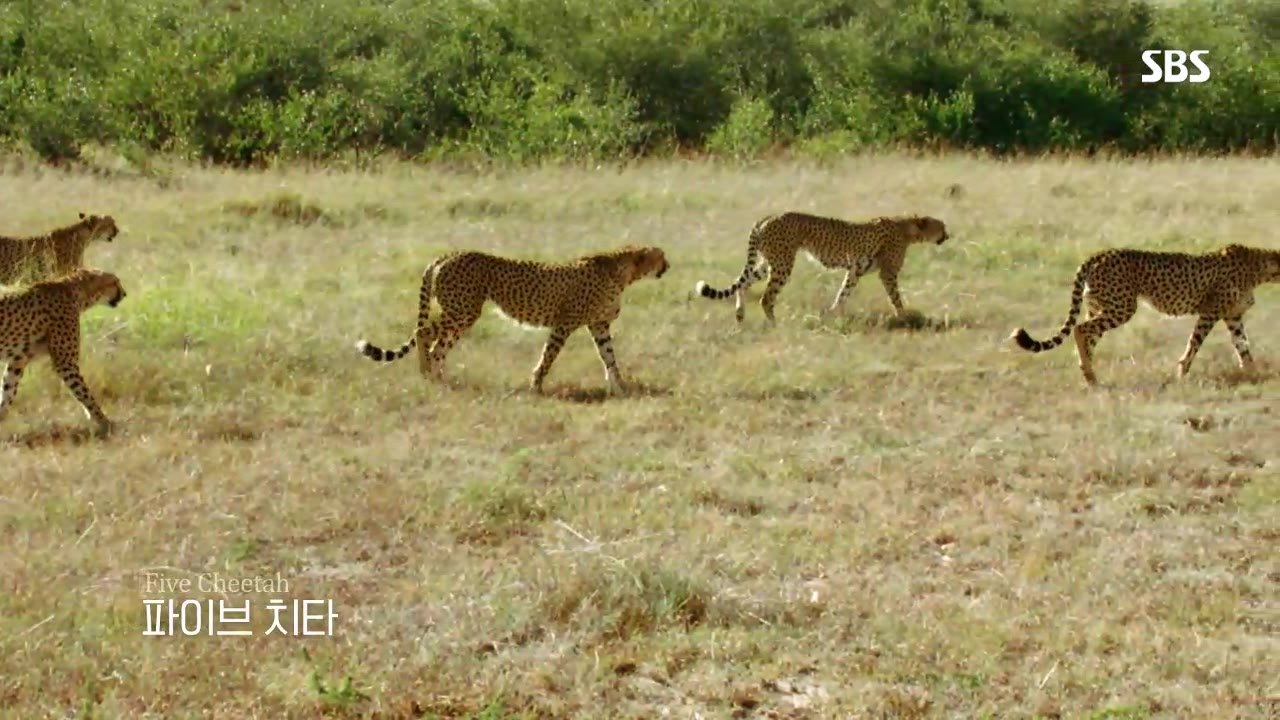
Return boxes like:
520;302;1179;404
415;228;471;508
0;152;1276;719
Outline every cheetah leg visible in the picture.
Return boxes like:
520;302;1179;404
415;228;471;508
736;264;769;323
1223;317;1254;372
878;271;906;315
424;340;450;381
1176;315;1219;378
414;319;446;378
424;310;481;383
51;358;112;435
0;358;30;424
827;256;876;315
589;321;624;396
425;327;466;382
531;326;573;394
759;255;795;326
1084;294;1104;321
1071;303;1136;386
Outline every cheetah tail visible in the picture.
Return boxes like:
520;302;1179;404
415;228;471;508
355;336;415;363
695;215;771;300
1010;262;1088;353
354;259;441;364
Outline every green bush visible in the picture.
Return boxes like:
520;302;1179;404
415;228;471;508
706;96;776;160
0;0;1274;164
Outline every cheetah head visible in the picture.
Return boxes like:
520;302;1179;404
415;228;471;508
79;212;120;242
618;245;669;282
1264;249;1280;282
1225;245;1280;282
640;245;670;280
914;216;949;245
84;270;127;308
648;247;671;279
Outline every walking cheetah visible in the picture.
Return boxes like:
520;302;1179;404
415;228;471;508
1011;244;1280;385
694;212;950;324
355;245;669;395
0;213;120;285
0;268;127;436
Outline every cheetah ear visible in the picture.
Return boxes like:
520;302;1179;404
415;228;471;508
79;212;87;220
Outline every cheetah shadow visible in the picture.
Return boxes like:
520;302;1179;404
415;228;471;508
193;419;262;444
1197;361;1277;389
805;309;977;334
729;386;828;402
541;379;674;404
1103;361;1277;393
8;423;105;447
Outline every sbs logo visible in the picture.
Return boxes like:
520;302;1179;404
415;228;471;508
1140;50;1211;84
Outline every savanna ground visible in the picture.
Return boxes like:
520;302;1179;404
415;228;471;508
0;153;1276;720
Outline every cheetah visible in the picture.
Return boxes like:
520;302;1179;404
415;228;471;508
0;213;120;286
1011;244;1280;385
0;268;127;436
355;245;669;395
694;212;950;324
